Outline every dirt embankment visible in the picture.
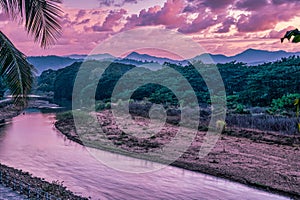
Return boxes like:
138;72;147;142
55;110;300;199
0;101;21;122
0;163;88;199
0;99;62;122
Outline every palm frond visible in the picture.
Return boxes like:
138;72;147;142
0;0;62;48
0;31;36;106
0;0;19;19
23;0;63;48
292;35;300;43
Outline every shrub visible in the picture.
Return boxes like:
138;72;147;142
268;93;300;116
56;111;73;120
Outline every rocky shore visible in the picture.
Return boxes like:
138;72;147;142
0;98;62;122
0;100;22;122
55;110;300;199
0;163;88;199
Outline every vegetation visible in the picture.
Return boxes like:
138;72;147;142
268;93;300;116
37;56;300;112
0;0;62;105
37;69;58;92
295;98;300;132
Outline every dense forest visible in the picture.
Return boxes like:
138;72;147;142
35;56;300;116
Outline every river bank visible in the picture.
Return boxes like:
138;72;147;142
55;110;300;199
0;98;62;122
0;163;88;199
0;100;21;122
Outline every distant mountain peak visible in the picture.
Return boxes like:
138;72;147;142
193;48;300;65
122;51;190;66
127;52;140;56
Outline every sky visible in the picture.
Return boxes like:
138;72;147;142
1;0;300;57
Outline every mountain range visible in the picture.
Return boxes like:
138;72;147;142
28;49;300;74
203;48;300;65
27;56;81;74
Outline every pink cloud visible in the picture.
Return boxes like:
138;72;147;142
92;10;102;15
76;10;87;20
1;0;300;57
237;9;299;33
77;19;91;25
235;0;300;33
179;0;299;34
183;0;234;13
178;13;221;34
236;14;277;32
123;0;186;30
92;9;127;32
215;17;235;33
0;7;112;56
266;26;297;39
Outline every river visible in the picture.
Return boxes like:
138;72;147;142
0;110;290;200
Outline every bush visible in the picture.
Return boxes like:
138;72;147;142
268;93;300;116
56;111;73;120
226;114;298;134
95;101;111;111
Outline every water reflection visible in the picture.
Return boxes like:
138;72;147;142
0;111;289;200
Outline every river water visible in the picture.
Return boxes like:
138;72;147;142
0;111;290;200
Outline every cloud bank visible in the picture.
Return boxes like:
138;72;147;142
1;0;299;55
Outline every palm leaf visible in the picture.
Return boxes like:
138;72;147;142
0;31;36;106
23;0;62;48
292;35;300;43
0;0;62;48
0;0;19;19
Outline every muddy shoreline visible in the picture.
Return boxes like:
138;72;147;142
0;163;88;199
0;101;22;122
55;110;300;199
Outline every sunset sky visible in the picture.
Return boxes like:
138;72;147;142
1;0;300;57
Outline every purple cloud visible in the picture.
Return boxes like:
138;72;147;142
215;17;235;33
76;10;87;20
201;0;235;10
92;9;127;32
99;0;138;7
179;13;221;34
123;0;185;30
235;0;269;11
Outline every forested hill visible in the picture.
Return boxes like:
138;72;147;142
28;56;80;74
36;56;300;110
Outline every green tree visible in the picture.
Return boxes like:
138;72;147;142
281;30;300;132
268;94;300;115
295;98;300;132
0;0;62;105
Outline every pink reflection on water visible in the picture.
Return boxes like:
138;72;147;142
0;111;289;200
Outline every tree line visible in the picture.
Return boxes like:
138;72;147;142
33;56;300;115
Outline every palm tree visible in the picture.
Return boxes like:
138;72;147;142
0;0;62;106
281;28;300;43
281;29;300;133
295;99;300;133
